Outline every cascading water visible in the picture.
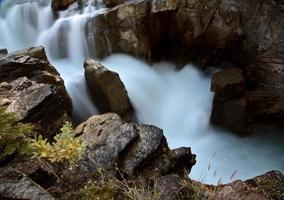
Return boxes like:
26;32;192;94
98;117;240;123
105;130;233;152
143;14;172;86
0;0;283;184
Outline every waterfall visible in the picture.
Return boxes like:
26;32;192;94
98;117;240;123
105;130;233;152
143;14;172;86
0;0;283;184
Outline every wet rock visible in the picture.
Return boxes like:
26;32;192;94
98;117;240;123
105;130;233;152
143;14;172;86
84;59;134;118
0;48;8;59
197;170;284;200
0;47;72;136
0;167;56;200
51;0;76;11
211;68;245;99
63;113;193;187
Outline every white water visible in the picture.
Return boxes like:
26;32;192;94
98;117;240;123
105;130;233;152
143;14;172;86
0;0;283;184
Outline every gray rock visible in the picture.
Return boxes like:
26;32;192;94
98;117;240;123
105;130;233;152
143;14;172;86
0;168;56;200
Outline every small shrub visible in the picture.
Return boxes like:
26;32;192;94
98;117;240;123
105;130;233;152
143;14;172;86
0;106;33;161
29;121;85;164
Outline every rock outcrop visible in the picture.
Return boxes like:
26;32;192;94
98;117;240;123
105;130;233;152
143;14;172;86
84;59;134;118
82;0;284;134
62;113;195;188
196;170;284;200
0;47;72;137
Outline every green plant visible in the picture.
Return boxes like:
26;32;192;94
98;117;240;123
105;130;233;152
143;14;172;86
29;121;85;164
0;106;33;161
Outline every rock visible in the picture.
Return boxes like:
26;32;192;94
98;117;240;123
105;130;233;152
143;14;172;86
155;174;192;200
211;97;249;135
172;147;196;174
0;77;69;138
0;167;56;200
105;0;126;8
0;47;72;137
84;59;134;118
62;113;194;187
196;170;284;200
0;48;8;59
211;68;245;99
51;0;76;11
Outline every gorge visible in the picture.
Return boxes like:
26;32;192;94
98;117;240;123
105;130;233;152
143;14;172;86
0;0;284;199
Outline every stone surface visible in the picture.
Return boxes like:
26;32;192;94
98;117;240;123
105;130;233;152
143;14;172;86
0;167;56;200
155;174;192;200
82;0;284;134
0;47;72;137
84;59;134;117
63;113;193;187
211;68;245;99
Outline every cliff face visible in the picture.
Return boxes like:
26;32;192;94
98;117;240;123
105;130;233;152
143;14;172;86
50;0;284;135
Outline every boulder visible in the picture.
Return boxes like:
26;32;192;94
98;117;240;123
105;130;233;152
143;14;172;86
84;59;134;118
0;167;56;200
62;113;195;187
0;47;72;137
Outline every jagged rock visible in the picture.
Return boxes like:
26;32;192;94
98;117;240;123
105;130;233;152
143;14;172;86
0;47;72;136
0;48;8;59
62;113;195;187
0;167;56;200
84;59;134;118
51;0;76;11
0;77;69;138
196;170;284;200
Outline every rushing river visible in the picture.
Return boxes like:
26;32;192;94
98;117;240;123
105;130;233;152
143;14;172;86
0;0;283;184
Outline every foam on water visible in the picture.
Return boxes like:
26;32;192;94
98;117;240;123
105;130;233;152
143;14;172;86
0;0;283;184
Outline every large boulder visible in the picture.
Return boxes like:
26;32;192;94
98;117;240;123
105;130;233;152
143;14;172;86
84;59;134;118
62;113;196;188
0;47;72;137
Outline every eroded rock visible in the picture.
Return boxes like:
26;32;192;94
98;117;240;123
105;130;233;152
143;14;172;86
0;47;72;136
0;167;56;200
51;0;76;11
84;59;134;118
62;113;195;187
